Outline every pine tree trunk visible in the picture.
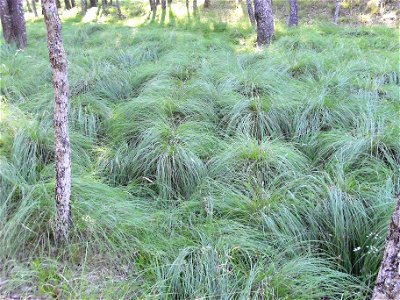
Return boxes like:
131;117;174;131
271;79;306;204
246;0;255;27
204;0;210;8
0;0;14;43
161;0;166;10
372;196;400;299
42;0;72;244
64;0;71;9
288;0;298;26
333;0;340;24
254;0;274;46
81;0;86;14
31;0;38;16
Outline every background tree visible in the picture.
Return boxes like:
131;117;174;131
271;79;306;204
64;0;71;9
70;0;74;7
254;0;274;46
204;0;209;8
288;0;298;26
246;0;255;27
101;0;106;13
115;0;122;18
25;0;32;12
161;0;166;10
0;0;27;48
31;0;38;16
89;0;96;8
193;0;197;13
334;0;341;24
372;196;400;299
81;0;86;14
56;0;60;8
42;0;72;243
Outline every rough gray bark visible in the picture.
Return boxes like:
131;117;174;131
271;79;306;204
372;196;400;300
288;0;298;26
204;0;209;8
246;0;255;27
81;0;86;14
31;0;38;16
64;0;71;9
42;0;72;243
333;0;340;24
0;0;14;43
254;0;274;46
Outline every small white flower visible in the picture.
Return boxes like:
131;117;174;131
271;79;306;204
353;247;361;252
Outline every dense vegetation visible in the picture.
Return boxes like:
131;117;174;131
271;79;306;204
0;1;399;298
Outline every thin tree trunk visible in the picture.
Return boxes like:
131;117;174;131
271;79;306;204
161;0;165;10
115;0;122;18
11;0;27;48
101;0;106;12
26;0;32;12
204;0;210;8
64;0;71;9
31;0;38;16
0;0;14;43
254;0;274;46
246;0;255;27
81;0;86;14
193;0;197;12
185;0;188;11
372;196;400;299
56;0;60;8
149;0;155;11
288;0;298;26
89;0;96;7
70;0;74;7
333;0;340;24
42;0;72;244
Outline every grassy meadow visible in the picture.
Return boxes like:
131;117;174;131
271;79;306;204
0;0;399;298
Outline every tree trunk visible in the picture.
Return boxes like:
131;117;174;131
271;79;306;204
89;0;96;8
101;0;106;12
149;0;155;12
167;0;171;3
333;0;340;24
0;0;14;43
42;0;72;244
246;0;255;27
115;0;122;18
288;0;298;26
161;0;166;10
185;0;188;11
204;0;209;8
64;0;71;9
81;0;86;14
193;0;197;12
254;0;274;46
25;0;31;12
372;196;400;299
56;0;60;8
11;0;27;48
31;0;38;16
70;0;74;7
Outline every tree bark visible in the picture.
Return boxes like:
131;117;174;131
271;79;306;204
89;0;96;8
288;0;298;26
0;0;14;43
101;0;106;12
81;0;86;14
149;0;156;12
55;0;60;8
333;0;340;24
11;0;27;48
64;0;71;9
161;0;165;10
193;0;197;12
204;0;209;8
254;0;274;46
372;196;400;300
31;0;38;16
41;0;72;243
246;0;255;27
70;0;74;7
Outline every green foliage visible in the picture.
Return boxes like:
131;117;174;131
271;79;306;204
0;3;399;299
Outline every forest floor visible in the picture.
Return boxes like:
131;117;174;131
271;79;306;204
0;0;399;299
